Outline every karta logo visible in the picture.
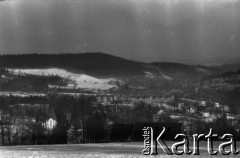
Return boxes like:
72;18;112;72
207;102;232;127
142;127;239;155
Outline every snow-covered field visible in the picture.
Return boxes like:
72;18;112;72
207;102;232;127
10;68;120;90
0;142;234;158
0;151;168;158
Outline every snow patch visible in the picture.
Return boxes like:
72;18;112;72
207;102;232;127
161;73;173;80
144;71;155;79
195;67;209;74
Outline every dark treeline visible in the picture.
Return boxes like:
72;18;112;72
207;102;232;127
0;70;67;92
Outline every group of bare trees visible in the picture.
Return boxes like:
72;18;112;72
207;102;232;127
0;110;12;145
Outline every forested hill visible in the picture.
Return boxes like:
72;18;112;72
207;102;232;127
0;53;143;77
0;52;215;79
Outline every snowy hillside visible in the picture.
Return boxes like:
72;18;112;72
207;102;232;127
10;68;121;90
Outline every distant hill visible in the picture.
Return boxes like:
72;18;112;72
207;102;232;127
0;52;219;80
0;53;144;77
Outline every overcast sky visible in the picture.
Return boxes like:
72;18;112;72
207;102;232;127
0;0;240;64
